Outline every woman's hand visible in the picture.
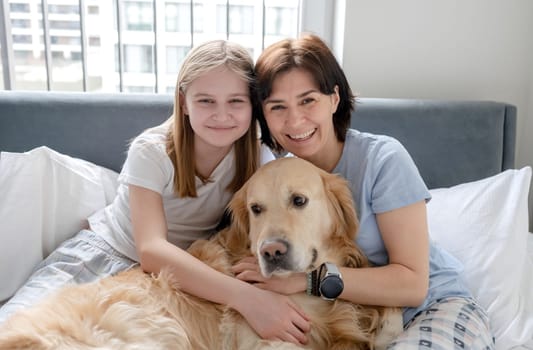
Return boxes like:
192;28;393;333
231;283;311;345
232;256;307;295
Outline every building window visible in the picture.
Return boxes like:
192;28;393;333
51;36;81;46
49;20;80;30
124;85;154;93
48;5;79;14
265;6;297;36
9;3;30;13
123;45;153;73
166;46;190;74
11;19;31;29
216;5;254;35
88;5;99;15
0;0;313;92
12;35;32;44
165;2;203;33
124;1;153;31
89;36;101;47
13;50;34;65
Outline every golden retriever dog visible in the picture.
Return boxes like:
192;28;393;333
0;157;402;349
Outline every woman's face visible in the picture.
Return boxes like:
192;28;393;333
182;66;252;153
262;68;340;168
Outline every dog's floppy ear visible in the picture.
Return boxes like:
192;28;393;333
323;172;359;240
216;183;251;257
322;172;369;268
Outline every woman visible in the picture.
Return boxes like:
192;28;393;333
233;34;494;349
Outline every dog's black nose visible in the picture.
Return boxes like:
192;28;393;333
259;239;289;265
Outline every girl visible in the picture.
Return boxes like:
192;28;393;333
0;40;310;345
234;34;495;349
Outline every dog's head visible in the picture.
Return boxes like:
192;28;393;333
224;157;366;278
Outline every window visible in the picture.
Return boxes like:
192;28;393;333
123;45;153;73
9;3;30;13
89;36;101;47
12;34;32;44
50;36;81;46
166;46;190;74
1;0;333;92
11;19;31;29
88;5;99;15
265;6;297;36
49;5;79;14
124;1;153;31
216;5;254;35
124;85;154;93
165;2;203;33
49;20;80;30
13;50;34;65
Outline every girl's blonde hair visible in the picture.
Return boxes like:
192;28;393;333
166;40;260;198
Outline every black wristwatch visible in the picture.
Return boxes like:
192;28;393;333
307;262;344;300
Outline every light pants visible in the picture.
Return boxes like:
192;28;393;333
0;229;136;325
389;297;495;349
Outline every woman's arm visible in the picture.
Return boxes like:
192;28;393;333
339;200;429;307
233;200;429;308
128;184;311;344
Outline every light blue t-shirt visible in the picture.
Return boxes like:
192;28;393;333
333;129;471;324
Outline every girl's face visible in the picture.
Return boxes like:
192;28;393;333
262;68;341;170
182;66;252;153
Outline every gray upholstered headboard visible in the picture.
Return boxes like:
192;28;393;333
0;91;173;173
351;98;516;189
0;91;516;189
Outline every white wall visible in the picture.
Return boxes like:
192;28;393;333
340;0;533;230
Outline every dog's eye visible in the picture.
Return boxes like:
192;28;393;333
292;195;308;208
250;204;262;215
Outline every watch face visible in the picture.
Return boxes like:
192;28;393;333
319;275;344;300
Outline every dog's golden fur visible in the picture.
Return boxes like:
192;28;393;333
0;157;402;349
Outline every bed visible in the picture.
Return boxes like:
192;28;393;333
0;91;531;349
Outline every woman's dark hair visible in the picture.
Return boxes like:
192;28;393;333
255;34;355;152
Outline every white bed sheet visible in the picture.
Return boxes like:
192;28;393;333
517;233;533;350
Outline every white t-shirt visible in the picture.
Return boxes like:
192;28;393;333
89;124;274;261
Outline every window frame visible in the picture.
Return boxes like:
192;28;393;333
0;0;337;92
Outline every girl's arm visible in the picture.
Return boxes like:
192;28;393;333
233;200;429;308
128;184;311;344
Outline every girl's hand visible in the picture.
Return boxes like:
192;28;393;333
232;285;311;345
232;256;307;295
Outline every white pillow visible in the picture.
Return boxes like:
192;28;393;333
427;167;532;349
0;146;119;302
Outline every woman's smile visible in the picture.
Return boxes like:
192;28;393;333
287;128;316;141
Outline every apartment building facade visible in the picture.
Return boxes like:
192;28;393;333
1;0;299;92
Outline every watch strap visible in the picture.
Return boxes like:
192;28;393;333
306;269;320;296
